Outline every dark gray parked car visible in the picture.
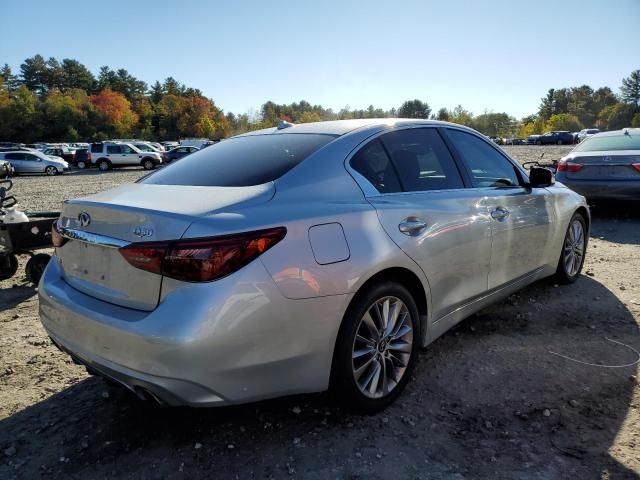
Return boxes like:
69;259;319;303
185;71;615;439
163;146;199;163
556;128;640;200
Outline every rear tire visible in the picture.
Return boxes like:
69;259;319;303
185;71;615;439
0;254;18;280
557;139;563;145
555;213;587;284
536;140;542;146
97;159;111;171
331;281;419;413
77;160;87;169
25;253;51;284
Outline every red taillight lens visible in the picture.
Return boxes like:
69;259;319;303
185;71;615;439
88;152;92;161
557;160;583;172
119;227;286;282
632;163;640;173
51;219;67;247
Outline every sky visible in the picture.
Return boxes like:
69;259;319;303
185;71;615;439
2;0;639;119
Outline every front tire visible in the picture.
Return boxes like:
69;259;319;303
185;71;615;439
331;281;419;413
45;166;58;176
555;213;587;284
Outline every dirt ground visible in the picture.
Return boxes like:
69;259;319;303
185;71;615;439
0;146;639;479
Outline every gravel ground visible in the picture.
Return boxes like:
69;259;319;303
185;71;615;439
1;147;639;479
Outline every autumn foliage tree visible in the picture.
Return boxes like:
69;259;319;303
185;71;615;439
90;89;138;138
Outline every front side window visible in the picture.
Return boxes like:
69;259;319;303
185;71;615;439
24;154;39;161
121;145;135;154
143;133;335;187
350;139;402;194
447;129;521;188
380;128;464;192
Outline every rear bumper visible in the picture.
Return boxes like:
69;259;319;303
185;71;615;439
557;177;640;200
39;257;350;406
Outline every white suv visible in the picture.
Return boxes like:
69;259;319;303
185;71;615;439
89;143;162;171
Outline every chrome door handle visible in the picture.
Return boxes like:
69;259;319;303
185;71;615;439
491;207;510;221
399;218;428;236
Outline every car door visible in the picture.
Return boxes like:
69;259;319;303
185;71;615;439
106;145;123;165
120;144;141;165
350;127;492;321
23;153;44;172
4;153;25;173
443;128;555;289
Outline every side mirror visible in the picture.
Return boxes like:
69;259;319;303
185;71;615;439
528;166;555;188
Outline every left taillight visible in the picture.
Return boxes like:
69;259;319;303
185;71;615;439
51;219;67;247
632;163;640;173
557;159;584;172
119;227;287;282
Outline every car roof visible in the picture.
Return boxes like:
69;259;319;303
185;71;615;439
592;128;640;137
234;118;464;137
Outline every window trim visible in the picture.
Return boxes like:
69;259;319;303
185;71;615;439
439;126;530;190
345;124;473;197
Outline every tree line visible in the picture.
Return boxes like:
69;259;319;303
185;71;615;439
0;55;638;143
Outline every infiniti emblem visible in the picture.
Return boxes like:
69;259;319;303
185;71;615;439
78;212;91;227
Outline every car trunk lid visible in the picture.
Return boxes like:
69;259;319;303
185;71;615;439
56;183;274;311
564;152;640;181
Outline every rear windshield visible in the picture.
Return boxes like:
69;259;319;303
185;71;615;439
143;133;336;186
574;133;640;152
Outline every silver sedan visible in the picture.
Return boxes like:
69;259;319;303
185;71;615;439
39;119;589;412
556;128;640;200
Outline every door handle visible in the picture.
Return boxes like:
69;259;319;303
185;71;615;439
491;207;510;221
399;218;428;236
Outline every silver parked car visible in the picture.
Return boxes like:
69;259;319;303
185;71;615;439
556;128;640;200
0;149;69;175
39;119;589;411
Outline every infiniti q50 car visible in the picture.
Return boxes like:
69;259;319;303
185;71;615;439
39;119;589;411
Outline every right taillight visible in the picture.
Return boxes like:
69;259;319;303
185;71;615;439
557;160;583;172
632;163;640;173
119;227;287;282
87;152;92;161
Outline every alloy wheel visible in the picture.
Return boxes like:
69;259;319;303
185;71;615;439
352;296;413;399
563;219;584;277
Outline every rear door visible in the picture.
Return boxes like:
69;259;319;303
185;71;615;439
4;153;25;172
443;128;554;289
350;127;492;321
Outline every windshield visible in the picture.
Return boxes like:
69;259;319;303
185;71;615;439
574;133;640;152
143;133;336;187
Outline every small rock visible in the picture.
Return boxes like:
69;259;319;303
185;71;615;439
355;452;362;458
194;442;202;450
569;400;580;408
543;409;551;417
376;453;382;459
620;286;626;291
101;391;110;399
227;444;235;449
586;271;595;277
291;406;301;415
347;423;354;428
80;440;89;450
594;296;600;301
292;438;301;446
630;375;637;382
4;446;16;456
484;420;493;429
553;284;559;288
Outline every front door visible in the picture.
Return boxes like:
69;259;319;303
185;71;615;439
443;128;554;289
349;127;492;321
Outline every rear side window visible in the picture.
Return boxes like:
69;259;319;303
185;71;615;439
143;134;335;187
380;128;464;192
91;143;103;153
447;129;520;188
350;139;402;194
107;145;121;154
4;153;24;160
